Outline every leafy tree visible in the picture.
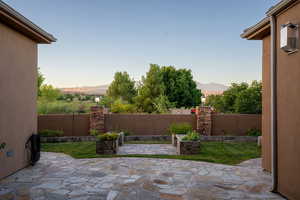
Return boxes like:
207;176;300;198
39;85;62;102
153;95;174;113
234;81;262;114
205;81;262;114
222;82;249;113
37;68;45;97
99;96;114;108
205;94;225;112
160;66;202;108
134;64;164;113
107;72;136;103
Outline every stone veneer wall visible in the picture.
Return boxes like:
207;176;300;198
196;106;213;136
90;106;105;133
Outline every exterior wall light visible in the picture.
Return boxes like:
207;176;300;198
280;22;299;53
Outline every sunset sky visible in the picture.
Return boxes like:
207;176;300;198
4;0;279;87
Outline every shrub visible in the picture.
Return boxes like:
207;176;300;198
182;131;200;141
90;129;100;136
110;99;137;113
96;132;119;141
246;128;261;136
39;129;64;137
122;130;131;136
38;100;97;114
168;123;193;135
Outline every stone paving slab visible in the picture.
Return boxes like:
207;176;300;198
0;152;283;200
117;144;177;155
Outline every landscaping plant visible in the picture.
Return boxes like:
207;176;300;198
182;131;200;141
96;132;119;141
39;129;64;137
246;128;261;136
90;129;100;136
168;122;193;135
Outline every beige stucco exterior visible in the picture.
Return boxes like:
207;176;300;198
276;3;300;199
261;35;272;172
0;22;38;179
243;1;300;199
0;1;55;179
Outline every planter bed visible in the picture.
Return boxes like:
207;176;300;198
172;134;185;147
176;135;201;155
96;139;118;154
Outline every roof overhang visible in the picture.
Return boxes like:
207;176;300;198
241;0;300;40
266;0;299;16
241;17;270;40
0;1;56;44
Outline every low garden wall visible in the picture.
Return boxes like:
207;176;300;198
40;135;258;143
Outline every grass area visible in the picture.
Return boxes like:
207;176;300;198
41;141;261;165
125;140;171;144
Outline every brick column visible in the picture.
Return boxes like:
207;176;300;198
196;106;212;136
90;106;105;134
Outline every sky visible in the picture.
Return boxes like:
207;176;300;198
4;0;279;87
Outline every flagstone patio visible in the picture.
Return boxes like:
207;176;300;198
0;152;283;200
117;144;177;155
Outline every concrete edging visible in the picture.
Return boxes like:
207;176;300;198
40;135;258;143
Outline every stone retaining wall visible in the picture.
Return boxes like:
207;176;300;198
177;140;201;155
40;135;257;143
96;140;118;154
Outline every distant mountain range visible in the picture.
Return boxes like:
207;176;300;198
60;82;228;96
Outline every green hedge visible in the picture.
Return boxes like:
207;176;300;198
168;122;193;135
39;129;64;137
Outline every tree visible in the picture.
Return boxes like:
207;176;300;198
222;82;249;113
160;66;202;108
205;81;262;114
39;85;62;102
37;68;45;97
99;96;114;108
153;95;175;113
110;99;137;113
107;72;136;103
134;64;165;113
234;81;262;114
205;94;225;112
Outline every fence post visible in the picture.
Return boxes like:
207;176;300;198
196;106;212;136
90;106;105;134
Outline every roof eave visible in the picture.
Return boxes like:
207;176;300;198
0;1;56;44
266;0;299;16
241;17;270;40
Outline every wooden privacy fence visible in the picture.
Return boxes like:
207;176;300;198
38;114;90;136
105;114;197;135
38;107;261;136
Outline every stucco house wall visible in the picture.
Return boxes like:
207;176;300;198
276;2;300;199
262;35;272;172
242;1;300;199
0;22;37;179
0;1;55;179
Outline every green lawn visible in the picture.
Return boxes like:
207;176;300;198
41;141;261;165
